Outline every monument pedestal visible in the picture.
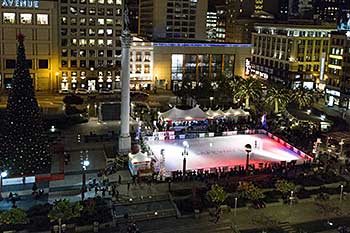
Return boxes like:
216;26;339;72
119;135;131;154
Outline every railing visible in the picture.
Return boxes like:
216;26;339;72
144;129;312;160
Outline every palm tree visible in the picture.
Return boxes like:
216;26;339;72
230;76;242;104
234;77;261;109
265;86;290;113
291;87;314;109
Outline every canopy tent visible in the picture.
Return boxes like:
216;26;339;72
224;107;250;117
159;105;208;121
206;108;226;119
128;151;152;176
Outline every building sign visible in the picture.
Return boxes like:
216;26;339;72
2;0;39;8
245;58;251;76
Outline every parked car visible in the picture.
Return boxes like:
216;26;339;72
75;88;88;95
59;89;72;95
99;88;113;94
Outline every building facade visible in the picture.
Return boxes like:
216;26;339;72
0;0;59;91
58;0;123;91
139;0;208;40
251;23;334;89
325;31;350;110
152;42;252;91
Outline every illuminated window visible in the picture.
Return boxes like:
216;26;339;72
61;17;67;25
107;40;112;46
80;18;86;25
70;7;78;15
116;0;121;4
20;14;32;24
89;18;96;25
79;39;87;46
98;50;104;56
3;13;15;24
89;39;95;46
89;0;96;2
97;18;104;25
106;29;113;36
89;8;96;15
98;29;104;35
107;0;113;3
80;50;86;57
71;39;77;46
37;14;48;24
88;28;95;36
98;39;104;46
98;0;104;3
62;49;68;57
106;9;113;15
106;18;113;25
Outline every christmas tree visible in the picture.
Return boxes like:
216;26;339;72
0;34;50;175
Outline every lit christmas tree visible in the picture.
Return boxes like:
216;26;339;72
1;34;50;175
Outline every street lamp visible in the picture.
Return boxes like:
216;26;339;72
55;72;59;92
244;144;252;171
182;141;189;179
0;170;8;201
80;151;89;201
209;97;214;108
340;184;344;201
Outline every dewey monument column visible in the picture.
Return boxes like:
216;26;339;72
119;4;132;153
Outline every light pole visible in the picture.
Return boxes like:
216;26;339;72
244;144;252;171
0;170;8;201
55;72;59;92
182;141;189;179
339;139;345;159
209;96;214;109
234;197;238;216
340;184;344;201
80;151;90;201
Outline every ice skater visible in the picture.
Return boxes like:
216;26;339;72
255;140;257;148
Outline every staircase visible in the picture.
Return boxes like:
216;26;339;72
279;221;297;233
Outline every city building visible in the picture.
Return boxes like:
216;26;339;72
152;41;252;91
127;0;139;34
58;0;123;91
138;0;208;40
325;32;350;110
129;37;153;90
127;37;252;91
225;0;277;44
251;23;335;89
206;0;226;42
0;0;59;91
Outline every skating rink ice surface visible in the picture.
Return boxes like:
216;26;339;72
147;134;304;171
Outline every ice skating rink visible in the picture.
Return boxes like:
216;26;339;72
148;134;304;171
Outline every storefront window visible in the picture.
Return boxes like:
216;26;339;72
20;14;32;24
3;13;15;24
171;54;183;81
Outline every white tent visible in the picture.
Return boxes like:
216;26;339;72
128;151;152;176
206;108;226;119
224;107;250;117
160;105;208;121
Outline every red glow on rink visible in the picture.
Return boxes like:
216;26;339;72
148;134;306;171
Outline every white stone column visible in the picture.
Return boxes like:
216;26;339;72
119;29;132;153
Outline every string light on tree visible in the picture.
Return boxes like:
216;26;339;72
0;33;50;175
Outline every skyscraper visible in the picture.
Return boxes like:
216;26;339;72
139;0;208;40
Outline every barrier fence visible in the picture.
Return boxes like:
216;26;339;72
145;129;313;161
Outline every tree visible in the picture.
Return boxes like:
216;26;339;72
0;33;50;175
265;86;290;113
207;184;229;208
0;208;28;226
234;77;262;109
230;76;242;104
48;199;82;225
238;182;265;201
291;87;314;109
275;180;295;199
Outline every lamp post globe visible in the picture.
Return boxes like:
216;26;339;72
244;144;252;171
